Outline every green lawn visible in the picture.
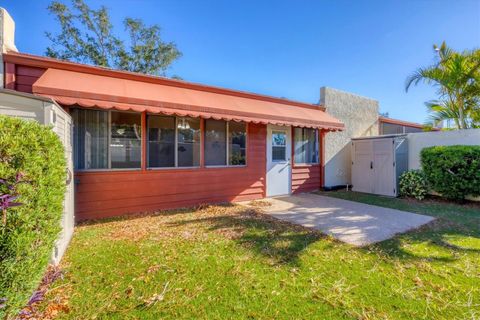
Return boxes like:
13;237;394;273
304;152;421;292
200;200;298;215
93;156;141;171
38;192;479;319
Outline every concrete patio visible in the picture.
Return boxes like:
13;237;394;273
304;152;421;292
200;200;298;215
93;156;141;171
247;193;435;246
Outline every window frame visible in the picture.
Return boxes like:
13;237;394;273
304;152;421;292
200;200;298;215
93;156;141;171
73;108;143;172
271;130;288;163
72;109;249;172
292;127;320;166
205;121;248;168
147;115;201;170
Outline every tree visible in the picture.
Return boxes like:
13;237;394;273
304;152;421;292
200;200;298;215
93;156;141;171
405;42;480;129
45;0;181;76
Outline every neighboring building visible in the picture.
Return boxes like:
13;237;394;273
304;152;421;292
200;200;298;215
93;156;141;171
378;116;425;134
320;87;434;189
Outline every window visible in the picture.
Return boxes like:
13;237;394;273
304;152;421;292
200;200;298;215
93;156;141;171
404;126;422;133
72;109;141;170
147;115;201;168
148;116;175;167
205;120;247;166
72;109;109;170
381;122;403;135
228;122;246;165
177;117;201;167
110;112;142;168
272;131;287;161
294;128;319;164
205;120;227;166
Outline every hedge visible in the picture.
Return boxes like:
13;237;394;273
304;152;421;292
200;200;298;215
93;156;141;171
399;170;428;200
0;115;66;319
421;145;480;201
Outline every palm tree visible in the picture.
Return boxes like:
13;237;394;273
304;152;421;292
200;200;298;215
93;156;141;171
405;42;480;129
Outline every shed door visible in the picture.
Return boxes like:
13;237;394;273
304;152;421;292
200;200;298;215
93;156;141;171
352;140;374;193
266;125;291;197
373;139;395;196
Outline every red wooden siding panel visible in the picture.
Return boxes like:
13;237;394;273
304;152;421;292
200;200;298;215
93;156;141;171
13;65;46;93
75;123;267;221
291;165;321;193
290;128;324;193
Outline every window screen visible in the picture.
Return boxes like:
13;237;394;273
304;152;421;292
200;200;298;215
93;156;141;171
272;131;286;161
294;128;319;164
381;122;403;135
205;120;227;166
110;112;142;169
148;116;175;167
72;108;109;170
177;117;201;167
228;122;246;165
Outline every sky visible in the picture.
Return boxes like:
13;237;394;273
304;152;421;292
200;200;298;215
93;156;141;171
2;0;479;123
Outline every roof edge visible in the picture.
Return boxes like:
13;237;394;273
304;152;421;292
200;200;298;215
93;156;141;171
4;51;325;111
379;116;427;129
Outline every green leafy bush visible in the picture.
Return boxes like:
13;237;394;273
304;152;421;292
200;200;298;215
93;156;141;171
421;145;480;201
399;170;428;200
0;115;66;319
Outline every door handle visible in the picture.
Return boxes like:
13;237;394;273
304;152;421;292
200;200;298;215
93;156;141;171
370;161;373;169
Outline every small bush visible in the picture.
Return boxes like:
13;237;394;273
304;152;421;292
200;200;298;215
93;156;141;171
0;115;66;318
421;145;480;201
399;170;428;200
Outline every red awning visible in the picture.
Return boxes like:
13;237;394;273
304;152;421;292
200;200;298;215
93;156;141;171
32;68;344;131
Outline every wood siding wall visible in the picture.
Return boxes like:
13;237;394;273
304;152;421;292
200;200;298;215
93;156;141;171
75;123;266;221
291;165;321;193
8;64;46;93
7;62;327;220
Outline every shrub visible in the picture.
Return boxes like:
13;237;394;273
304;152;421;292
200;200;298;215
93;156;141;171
0;115;66;319
399;170;428;200
421;145;480;201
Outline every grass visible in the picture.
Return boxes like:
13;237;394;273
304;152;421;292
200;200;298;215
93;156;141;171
32;192;479;319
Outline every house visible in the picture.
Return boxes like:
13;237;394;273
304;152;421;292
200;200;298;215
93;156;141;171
0;8;431;221
1;9;347;220
319;87;433;189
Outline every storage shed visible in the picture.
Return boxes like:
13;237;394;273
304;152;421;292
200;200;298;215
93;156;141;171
351;135;408;197
0;88;74;264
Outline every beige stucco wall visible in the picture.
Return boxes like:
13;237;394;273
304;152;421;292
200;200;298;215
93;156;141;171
0;7;18;88
407;129;480;202
407;129;480;169
321;87;379;187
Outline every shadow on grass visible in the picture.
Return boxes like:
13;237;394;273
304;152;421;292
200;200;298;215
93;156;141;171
167;208;327;266
368;216;480;261
77;202;237;226
316;190;480;262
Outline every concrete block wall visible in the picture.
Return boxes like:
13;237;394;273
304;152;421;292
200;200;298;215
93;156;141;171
320;87;379;187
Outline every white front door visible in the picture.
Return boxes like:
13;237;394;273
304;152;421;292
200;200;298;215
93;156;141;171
266;125;291;197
